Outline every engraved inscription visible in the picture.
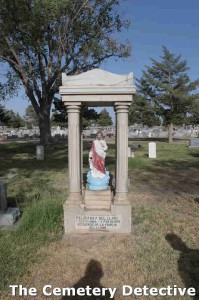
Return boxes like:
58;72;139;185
75;216;121;230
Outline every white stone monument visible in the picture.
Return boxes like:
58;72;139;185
59;69;136;234
36;145;44;160
148;142;156;158
128;147;131;158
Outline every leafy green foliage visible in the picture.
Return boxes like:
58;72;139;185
7;111;25;128
52;99;99;128
0;104;10;124
82;107;99;128
97;108;113;126
186;100;199;125
24;104;39;127
0;104;24;127
0;71;21;101
129;94;160;126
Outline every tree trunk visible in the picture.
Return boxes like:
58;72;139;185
168;122;173;143
39;106;52;145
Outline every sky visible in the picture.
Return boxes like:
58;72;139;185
2;0;199;119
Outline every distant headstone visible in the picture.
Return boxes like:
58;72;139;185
36;145;44;160
128;147;135;158
128;147;131;157
189;139;199;148
12;135;18;139
0;182;7;212
148;142;156;158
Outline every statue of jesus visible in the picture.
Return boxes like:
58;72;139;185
89;130;108;178
87;130;110;190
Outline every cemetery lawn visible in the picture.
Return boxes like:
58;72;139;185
0;140;199;300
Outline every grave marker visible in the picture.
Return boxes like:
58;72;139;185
148;142;156;158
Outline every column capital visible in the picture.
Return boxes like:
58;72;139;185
114;102;131;113
64;102;81;113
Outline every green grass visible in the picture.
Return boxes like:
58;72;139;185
0;142;67;292
0;140;199;298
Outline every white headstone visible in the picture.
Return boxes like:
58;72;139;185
148;142;156;158
36;145;44;160
128;147;131;157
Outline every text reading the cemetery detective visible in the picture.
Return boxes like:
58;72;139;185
9;285;196;297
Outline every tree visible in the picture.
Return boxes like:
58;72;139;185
186;101;199;125
52;99;99;128
137;46;199;143
0;104;10;125
6;110;24;128
81;107;99;128
97;108;113;126
0;0;130;144
24;104;39;128
129;94;160;126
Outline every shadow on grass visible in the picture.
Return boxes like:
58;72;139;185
1;141;115;176
0;143;69;176
128;141;199;194
61;259;114;300
190;152;199;158
151;156;199;170
166;234;199;299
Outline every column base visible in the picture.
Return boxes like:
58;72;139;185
65;192;83;207
114;192;130;205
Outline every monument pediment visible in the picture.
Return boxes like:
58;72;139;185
60;69;136;98
62;69;134;87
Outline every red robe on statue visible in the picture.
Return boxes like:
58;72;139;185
90;142;106;175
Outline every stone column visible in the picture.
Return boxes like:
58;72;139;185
114;103;130;204
65;103;82;205
80;111;84;191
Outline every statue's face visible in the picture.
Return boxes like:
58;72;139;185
97;133;102;140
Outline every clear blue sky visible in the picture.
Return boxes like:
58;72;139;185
3;0;199;118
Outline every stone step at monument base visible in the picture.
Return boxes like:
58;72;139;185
84;187;113;210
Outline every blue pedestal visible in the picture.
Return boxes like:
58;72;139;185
87;171;110;191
